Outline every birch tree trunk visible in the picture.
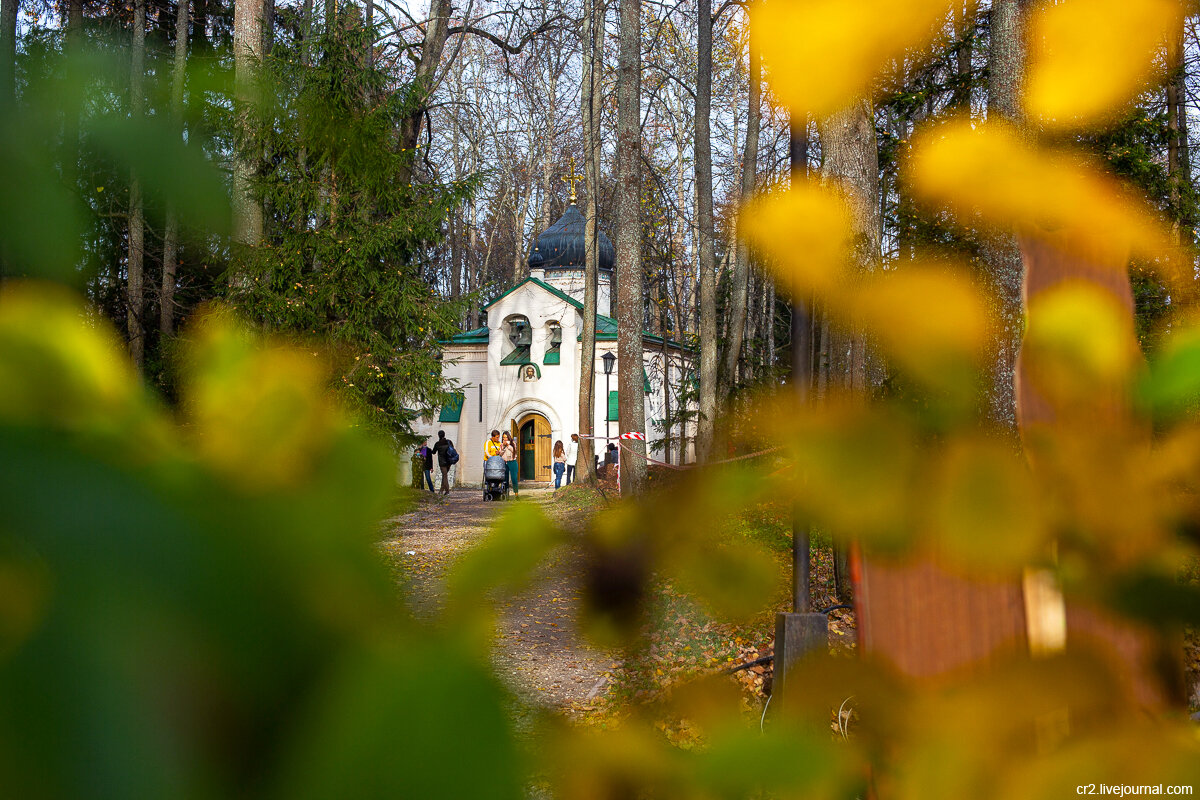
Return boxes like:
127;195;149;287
161;0;188;336
127;0;147;368
576;0;603;484
615;0;646;493
694;0;717;463
982;0;1027;426
233;0;264;250
720;27;760;401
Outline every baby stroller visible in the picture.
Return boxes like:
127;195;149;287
482;455;509;501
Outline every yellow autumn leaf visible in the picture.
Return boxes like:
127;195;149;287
847;261;991;383
0;282;147;432
1024;280;1139;389
751;0;957;116
1024;0;1184;129
906;119;1178;277
181;308;340;491
739;181;855;296
924;436;1047;571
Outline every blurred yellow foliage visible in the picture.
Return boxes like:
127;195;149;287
1023;280;1140;401
1024;0;1184;129
740;181;854;295
923;436;1047;572
847;262;991;390
906;119;1178;277
751;0;957;117
0;283;158;440
181;307;341;491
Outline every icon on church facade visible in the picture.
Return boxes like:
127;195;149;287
523;365;538;382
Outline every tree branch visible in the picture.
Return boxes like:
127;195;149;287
446;15;566;55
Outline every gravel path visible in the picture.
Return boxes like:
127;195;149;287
380;486;616;716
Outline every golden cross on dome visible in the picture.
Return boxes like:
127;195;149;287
562;156;585;203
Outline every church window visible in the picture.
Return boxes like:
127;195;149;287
544;322;562;365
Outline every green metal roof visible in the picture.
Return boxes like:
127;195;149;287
443;325;488;345
543;349;561;365
484;276;583;312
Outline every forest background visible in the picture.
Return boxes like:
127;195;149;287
4;0;1200;798
6;0;1197;448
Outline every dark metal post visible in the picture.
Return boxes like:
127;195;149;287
789;113;812;614
605;371;611;440
773;113;827;714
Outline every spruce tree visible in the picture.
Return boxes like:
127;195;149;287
231;9;472;437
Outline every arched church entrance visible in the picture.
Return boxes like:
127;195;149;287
513;412;552;482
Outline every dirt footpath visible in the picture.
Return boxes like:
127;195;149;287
380;487;615;716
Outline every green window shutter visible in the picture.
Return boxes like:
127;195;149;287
438;392;465;422
543;349;561;365
607;390;618;421
643;367;651;393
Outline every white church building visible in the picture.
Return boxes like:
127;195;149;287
415;198;695;487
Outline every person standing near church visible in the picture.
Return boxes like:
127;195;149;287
553;440;567;489
414;439;434;492
566;434;578;485
485;429;502;461
432;430;455;496
500;431;519;496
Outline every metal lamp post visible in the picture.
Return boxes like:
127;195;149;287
601;350;616;443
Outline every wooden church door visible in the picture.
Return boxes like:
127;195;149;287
517;414;553;481
534;416;551;481
520;420;536;480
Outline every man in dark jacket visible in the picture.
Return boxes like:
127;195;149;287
431;430;454;496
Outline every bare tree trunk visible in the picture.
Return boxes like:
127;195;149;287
982;0;1027;426
719;27;759;402
161;0;188;337
539;89;557;232
397;0;450;184
0;0;16;106
263;0;275;54
952;1;975;109
300;0;314;64
127;0;147;368
67;0;82;51
468;200;480;328
1168;22;1193;248
615;0;646;493
817;308;830;398
694;0;717;463
233;0;264;251
512;180;533;281
576;0;603;485
818;100;880;391
766;279;775;374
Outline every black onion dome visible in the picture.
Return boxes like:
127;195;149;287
527;202;615;271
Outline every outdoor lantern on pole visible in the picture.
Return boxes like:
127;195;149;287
602;350;616;441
